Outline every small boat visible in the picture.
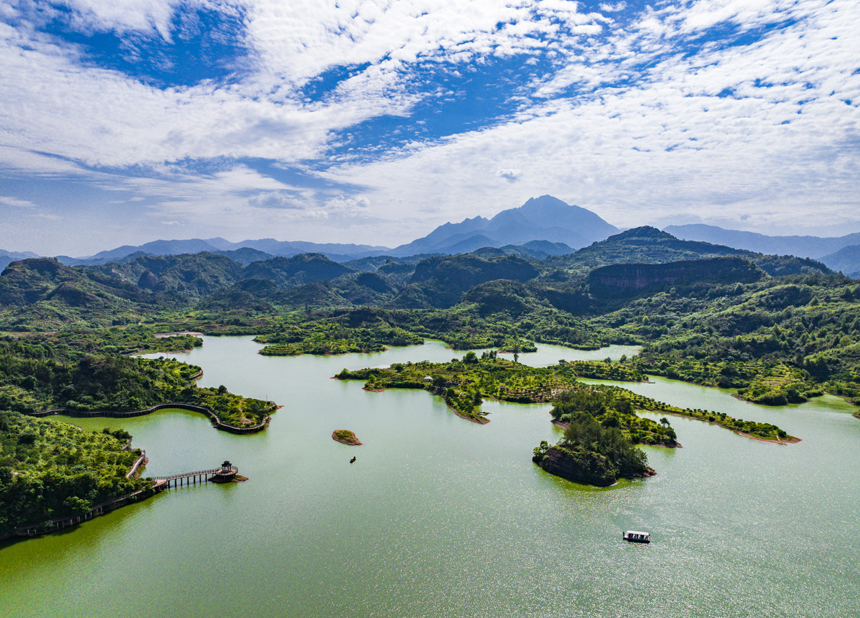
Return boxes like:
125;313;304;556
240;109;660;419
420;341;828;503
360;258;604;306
623;530;651;543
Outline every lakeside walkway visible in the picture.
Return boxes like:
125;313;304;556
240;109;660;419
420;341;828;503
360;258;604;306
2;460;239;540
30;402;272;434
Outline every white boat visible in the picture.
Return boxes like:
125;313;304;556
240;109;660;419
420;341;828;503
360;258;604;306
623;530;651;543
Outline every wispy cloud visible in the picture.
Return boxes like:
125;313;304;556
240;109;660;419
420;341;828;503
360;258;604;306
0;0;857;251
0;195;36;207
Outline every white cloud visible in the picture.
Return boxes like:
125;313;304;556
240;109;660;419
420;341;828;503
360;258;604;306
0;195;36;207
56;0;182;40
311;0;860;241
248;191;305;210
600;2;626;12
324;194;370;212
0;0;857;248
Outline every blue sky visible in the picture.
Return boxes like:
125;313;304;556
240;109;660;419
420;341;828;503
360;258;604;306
0;0;858;255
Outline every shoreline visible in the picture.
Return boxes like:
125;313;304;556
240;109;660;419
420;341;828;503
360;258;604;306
363;385;490;424
31;401;274;435
259;341;425;358
733;429;802;445
654;409;801;444
450;405;490;425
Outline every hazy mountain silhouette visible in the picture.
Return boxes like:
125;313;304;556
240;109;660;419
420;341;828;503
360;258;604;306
60;238;390;264
819;245;860;278
389;195;617;256
0;249;41;271
664;224;860;259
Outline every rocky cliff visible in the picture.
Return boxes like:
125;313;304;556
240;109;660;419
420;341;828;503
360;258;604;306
588;256;763;298
535;445;655;487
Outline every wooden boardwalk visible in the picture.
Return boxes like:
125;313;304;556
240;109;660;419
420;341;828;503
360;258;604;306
3;462;238;540
151;467;235;488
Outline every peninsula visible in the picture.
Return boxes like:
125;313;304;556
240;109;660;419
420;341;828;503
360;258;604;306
336;353;794;443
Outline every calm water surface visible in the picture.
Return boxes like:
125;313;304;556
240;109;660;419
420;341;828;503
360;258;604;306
1;338;858;617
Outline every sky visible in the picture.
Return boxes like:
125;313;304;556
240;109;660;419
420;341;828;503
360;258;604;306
0;0;858;256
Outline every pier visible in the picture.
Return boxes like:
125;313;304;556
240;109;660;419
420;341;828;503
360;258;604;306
152;461;239;488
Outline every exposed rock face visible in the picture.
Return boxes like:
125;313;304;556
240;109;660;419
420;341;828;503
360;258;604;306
535;446;655;487
588;257;763;298
536;446;616;487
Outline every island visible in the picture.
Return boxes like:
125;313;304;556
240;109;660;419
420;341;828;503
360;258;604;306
335;353;794;443
332;429;362;445
532;395;660;487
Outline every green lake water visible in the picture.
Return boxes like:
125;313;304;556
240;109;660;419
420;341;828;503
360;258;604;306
1;337;858;617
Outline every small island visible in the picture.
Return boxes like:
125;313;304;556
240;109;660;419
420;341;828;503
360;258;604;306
332;429;362;445
533;396;660;487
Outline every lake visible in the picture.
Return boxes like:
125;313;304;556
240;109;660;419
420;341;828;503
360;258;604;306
1;337;858;617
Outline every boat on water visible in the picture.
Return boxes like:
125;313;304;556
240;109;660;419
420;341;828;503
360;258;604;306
623;530;651;543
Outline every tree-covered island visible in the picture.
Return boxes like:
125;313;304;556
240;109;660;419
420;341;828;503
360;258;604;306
336;352;793;440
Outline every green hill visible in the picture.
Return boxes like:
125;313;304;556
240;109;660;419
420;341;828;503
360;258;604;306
242;253;353;287
391;254;540;309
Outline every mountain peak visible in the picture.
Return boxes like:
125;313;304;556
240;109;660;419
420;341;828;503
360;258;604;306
391;195;617;256
608;226;676;242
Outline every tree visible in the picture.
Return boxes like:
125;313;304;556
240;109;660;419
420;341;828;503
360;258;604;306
63;496;91;515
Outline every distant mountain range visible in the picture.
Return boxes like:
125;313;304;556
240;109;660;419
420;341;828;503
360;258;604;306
3;197;859;279
15;195;614;266
1;226;836;329
664;224;860;259
389;195;618;256
664;224;860;278
0;249;40;272
55;239;389;266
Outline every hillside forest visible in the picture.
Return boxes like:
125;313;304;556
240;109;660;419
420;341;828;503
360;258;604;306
1;226;858;530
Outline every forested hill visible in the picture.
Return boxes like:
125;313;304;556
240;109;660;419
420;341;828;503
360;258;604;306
0;225;857;420
544;227;832;279
587;257;764;298
0;228;838;331
3;225;855;525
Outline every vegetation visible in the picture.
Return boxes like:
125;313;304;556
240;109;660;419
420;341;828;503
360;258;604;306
532;414;650;487
0;410;149;535
3;229;857;412
0;225;850;513
595;276;860;405
0;335;272;429
548;389;677;446
336;353;793;441
332;430;362;445
255;320;422;356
